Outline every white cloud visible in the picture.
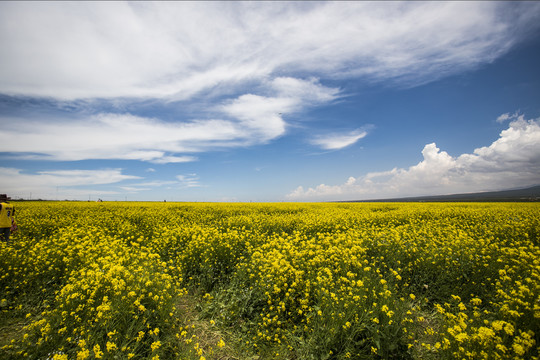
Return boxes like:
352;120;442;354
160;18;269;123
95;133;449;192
35;169;139;185
270;77;340;104
0;77;339;163
120;186;151;193
496;113;511;123
121;175;202;193
176;174;201;188
287;115;540;201
134;180;178;187
220;95;292;142
0;113;244;163
0;168;139;200
310;129;368;150
150;156;198;164
219;77;340;143
496;111;523;123
0;2;538;99
119;180;180;193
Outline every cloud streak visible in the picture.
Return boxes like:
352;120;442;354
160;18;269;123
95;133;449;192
1;2;538;100
0;78;340;163
310;129;369;150
0;168;139;200
288;115;540;200
0;113;220;162
176;174;201;188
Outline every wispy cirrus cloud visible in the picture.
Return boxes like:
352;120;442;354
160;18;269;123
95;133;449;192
310;128;370;150
176;174;201;188
288;114;540;201
0;2;538;100
121;175;202;195
120;180;181;193
0;78;339;163
1;113;213;162
0;168;139;199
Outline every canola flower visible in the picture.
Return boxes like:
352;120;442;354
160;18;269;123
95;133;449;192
0;201;538;359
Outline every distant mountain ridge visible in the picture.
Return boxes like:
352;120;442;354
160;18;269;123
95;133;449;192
345;185;540;202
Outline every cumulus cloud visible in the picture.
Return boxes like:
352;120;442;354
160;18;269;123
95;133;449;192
0;2;538;99
496;111;523;123
0;167;139;200
287;115;540;201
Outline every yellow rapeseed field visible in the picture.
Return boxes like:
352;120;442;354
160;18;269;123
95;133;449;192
0;202;538;359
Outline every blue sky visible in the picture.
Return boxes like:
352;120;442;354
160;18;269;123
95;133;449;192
1;1;540;201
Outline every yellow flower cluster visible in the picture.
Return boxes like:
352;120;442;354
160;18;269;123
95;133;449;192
0;201;538;359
